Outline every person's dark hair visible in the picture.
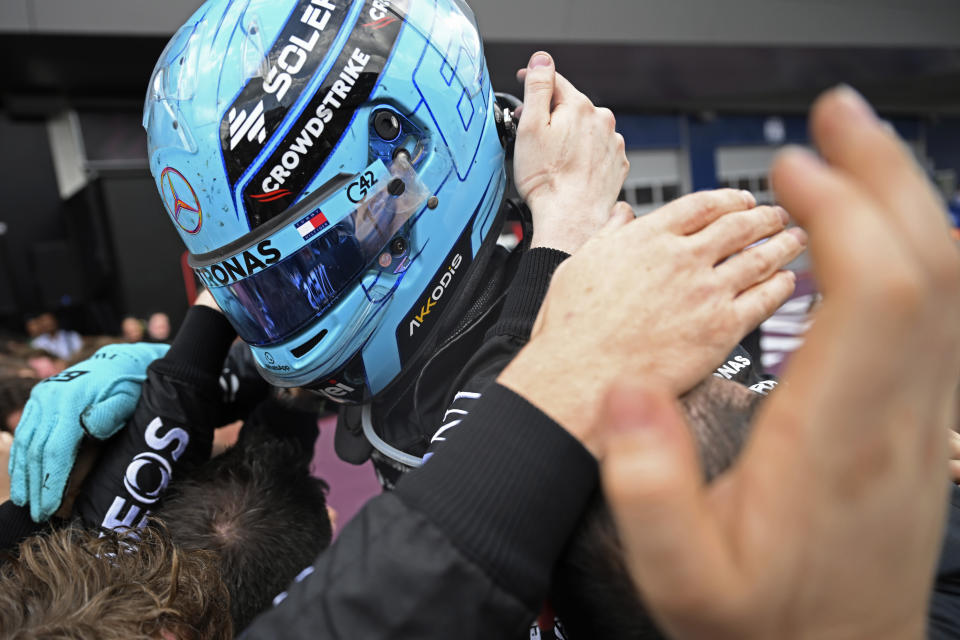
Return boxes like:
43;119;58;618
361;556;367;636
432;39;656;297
551;377;765;639
0;375;37;432
155;422;332;633
0;524;231;640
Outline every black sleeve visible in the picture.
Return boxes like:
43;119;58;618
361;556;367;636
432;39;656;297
488;247;568;341
73;306;238;530
242;384;597;639
0;501;41;555
218;341;273;423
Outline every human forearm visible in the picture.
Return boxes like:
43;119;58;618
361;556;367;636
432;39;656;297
73;306;238;530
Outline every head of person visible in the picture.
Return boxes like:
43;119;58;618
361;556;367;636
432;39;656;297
121;316;146;342
144;0;512;405
0;525;232;640
148;312;172;341
155;428;332;632
22;348;66;379
550;377;765;640
24;313;58;340
23;315;42;339
35;313;59;337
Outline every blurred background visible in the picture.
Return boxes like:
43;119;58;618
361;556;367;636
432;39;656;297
0;0;958;355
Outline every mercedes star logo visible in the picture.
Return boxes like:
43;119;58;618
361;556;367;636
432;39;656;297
161;167;203;234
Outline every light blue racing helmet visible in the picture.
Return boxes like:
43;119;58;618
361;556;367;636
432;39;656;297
144;0;507;403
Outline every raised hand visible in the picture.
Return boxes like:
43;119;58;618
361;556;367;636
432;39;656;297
601;87;960;640
500;189;805;454
513;51;630;255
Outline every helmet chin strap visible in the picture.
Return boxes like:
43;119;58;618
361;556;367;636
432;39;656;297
361;403;426;468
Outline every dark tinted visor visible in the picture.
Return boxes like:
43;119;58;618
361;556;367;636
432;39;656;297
193;157;428;346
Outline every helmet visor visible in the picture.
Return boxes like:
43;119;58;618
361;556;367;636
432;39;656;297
191;155;428;346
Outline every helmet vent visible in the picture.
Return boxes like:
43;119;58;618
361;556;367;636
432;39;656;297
290;329;329;359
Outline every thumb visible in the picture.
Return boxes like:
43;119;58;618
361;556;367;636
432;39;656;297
8;409;39;506
81;391;139;439
597;201;635;239
521;51;556;128
600;384;733;621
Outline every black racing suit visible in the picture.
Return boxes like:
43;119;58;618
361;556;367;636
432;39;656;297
332;199;557;487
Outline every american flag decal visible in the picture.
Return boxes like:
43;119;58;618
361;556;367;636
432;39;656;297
295;210;330;242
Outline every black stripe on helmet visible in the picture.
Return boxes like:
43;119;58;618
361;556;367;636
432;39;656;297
242;0;407;227
221;0;352;190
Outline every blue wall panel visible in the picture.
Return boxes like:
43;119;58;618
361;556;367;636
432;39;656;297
926;118;960;182
616;114;684;150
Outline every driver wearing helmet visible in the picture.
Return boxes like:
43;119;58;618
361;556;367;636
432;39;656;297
9;0;772;524
143;0;771;485
143;0;622;489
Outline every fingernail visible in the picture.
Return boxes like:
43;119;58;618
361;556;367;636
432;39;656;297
741;190;756;208
833;85;876;121
787;227;808;245
529;52;551;69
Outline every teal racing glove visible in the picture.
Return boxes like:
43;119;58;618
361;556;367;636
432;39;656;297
8;342;170;522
